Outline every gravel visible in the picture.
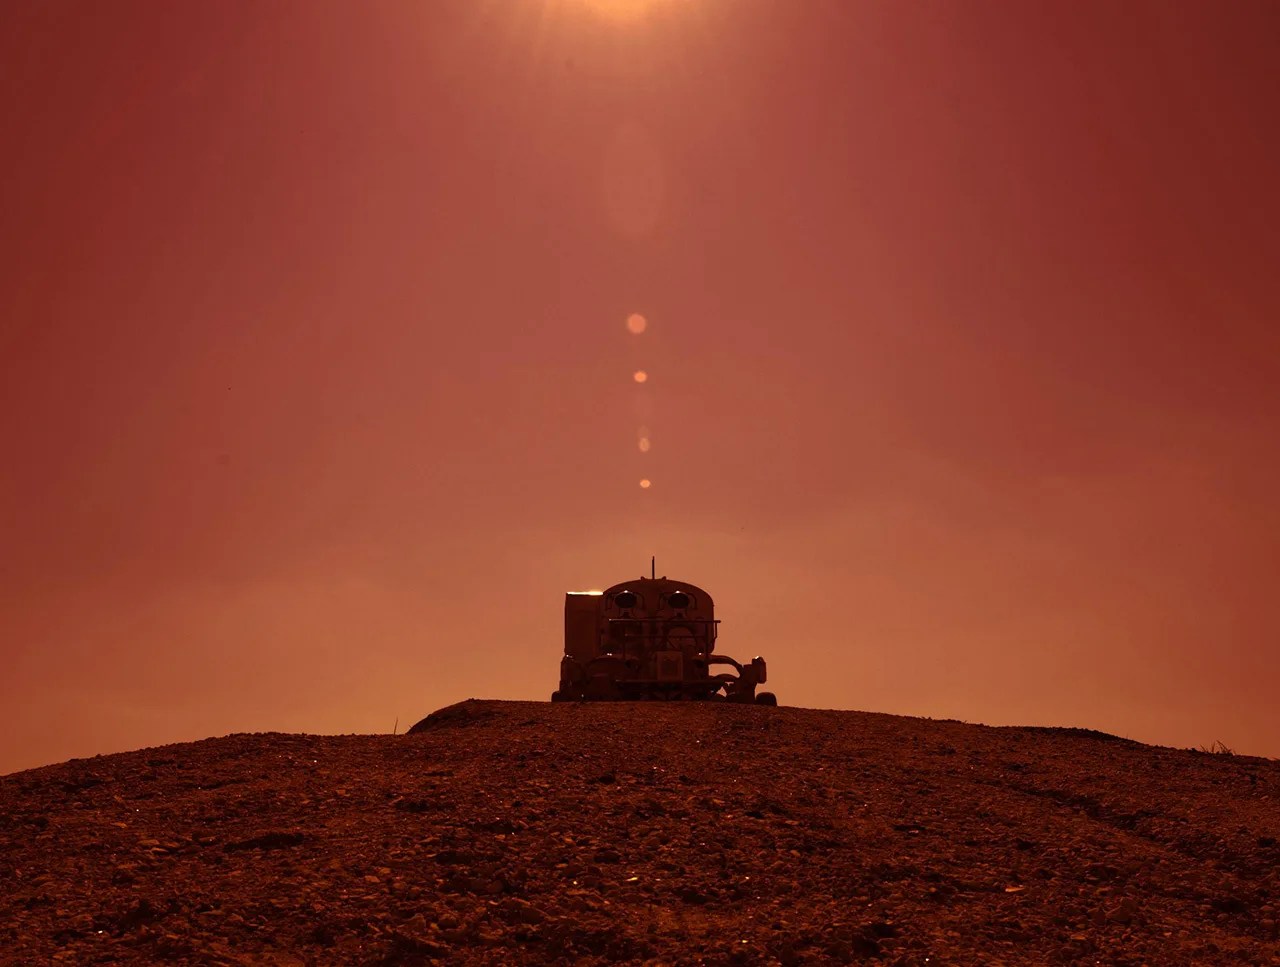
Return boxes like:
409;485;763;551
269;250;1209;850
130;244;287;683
2;699;1278;965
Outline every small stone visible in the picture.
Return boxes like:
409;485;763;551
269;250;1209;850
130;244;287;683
851;934;881;957
500;898;547;924
824;938;853;958
1108;897;1138;924
1211;895;1246;914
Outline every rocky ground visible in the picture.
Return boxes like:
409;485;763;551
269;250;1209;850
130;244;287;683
1;700;1279;965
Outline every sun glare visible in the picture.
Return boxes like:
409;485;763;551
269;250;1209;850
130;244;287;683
576;0;665;23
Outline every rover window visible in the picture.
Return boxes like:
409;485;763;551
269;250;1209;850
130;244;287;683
668;591;691;610
614;590;638;609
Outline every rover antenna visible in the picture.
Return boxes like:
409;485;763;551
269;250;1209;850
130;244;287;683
651;556;655;579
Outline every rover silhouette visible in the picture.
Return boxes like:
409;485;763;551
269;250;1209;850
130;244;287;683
554;571;775;705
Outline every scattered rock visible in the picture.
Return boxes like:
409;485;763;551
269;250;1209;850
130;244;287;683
2;701;1278;966
1108;898;1140;924
223;831;305;853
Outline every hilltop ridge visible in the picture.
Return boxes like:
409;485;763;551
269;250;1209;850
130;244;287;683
2;700;1278;965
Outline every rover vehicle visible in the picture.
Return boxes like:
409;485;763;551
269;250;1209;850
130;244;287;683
553;569;776;705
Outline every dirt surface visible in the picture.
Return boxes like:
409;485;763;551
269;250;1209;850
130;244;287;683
2;700;1279;965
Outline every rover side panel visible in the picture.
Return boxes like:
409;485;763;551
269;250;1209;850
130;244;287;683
564;593;603;663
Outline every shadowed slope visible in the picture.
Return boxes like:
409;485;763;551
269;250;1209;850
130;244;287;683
2;701;1278;965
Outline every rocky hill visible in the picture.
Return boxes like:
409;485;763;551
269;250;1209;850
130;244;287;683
1;700;1278;965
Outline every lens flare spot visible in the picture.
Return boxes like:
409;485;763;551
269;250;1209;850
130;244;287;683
639;479;652;489
626;313;647;334
633;370;648;383
638;437;651;452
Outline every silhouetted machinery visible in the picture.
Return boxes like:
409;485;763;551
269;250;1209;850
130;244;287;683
553;570;776;705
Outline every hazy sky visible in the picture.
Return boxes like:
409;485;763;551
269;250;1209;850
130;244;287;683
3;0;1278;774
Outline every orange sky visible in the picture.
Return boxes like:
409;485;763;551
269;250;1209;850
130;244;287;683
3;0;1279;774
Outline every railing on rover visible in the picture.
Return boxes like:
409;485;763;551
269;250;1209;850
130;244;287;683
600;617;721;658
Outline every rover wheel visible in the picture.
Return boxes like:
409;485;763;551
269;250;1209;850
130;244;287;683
755;691;778;707
551;690;568;703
